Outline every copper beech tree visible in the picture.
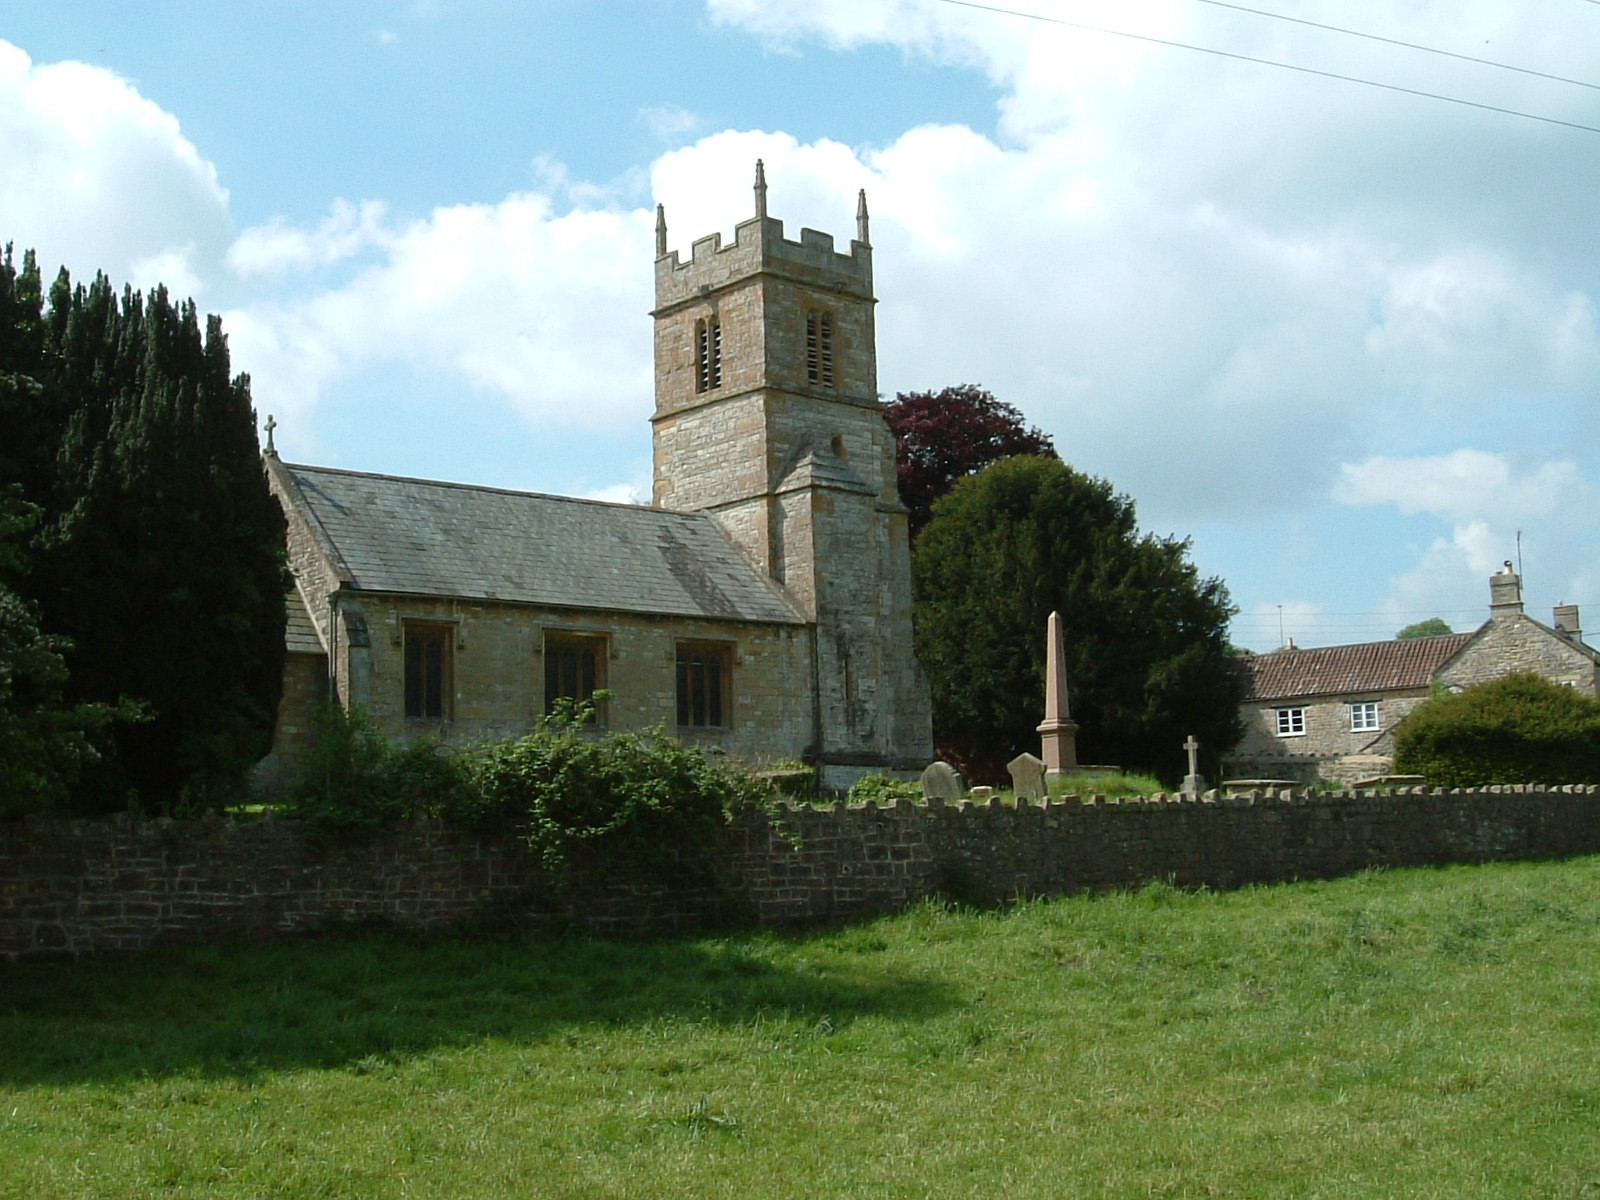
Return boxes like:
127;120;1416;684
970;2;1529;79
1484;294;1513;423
883;384;1057;538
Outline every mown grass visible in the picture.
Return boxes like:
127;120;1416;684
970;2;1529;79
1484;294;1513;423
4;857;1600;1198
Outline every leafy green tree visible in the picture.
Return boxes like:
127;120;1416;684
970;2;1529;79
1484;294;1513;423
912;455;1243;783
0;252;287;811
0;494;134;815
1396;618;1453;640
1394;673;1600;787
883;384;1057;538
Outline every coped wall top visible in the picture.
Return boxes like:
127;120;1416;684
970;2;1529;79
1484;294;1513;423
653;161;873;310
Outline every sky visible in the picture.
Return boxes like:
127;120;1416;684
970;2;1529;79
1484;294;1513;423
4;0;1599;652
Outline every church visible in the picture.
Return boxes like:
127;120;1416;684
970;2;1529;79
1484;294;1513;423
261;165;933;790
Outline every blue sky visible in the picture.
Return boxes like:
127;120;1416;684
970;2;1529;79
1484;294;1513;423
5;0;1600;651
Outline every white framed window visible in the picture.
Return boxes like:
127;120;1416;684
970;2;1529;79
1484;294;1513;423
1349;701;1380;732
1274;707;1306;737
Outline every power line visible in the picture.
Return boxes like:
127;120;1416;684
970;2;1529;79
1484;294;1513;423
1188;0;1600;93
931;0;1600;136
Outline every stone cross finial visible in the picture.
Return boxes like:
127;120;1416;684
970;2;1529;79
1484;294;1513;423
655;203;667;258
856;188;870;244
754;159;768;218
1184;734;1200;776
264;413;277;456
1037;610;1079;780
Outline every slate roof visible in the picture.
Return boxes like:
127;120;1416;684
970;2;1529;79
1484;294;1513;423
1243;632;1476;702
278;463;804;625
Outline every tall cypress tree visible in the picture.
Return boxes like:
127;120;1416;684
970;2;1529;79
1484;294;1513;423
1;259;287;810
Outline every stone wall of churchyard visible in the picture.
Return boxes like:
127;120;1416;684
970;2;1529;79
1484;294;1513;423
6;785;1600;962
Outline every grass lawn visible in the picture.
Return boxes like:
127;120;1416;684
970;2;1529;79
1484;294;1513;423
4;857;1599;1198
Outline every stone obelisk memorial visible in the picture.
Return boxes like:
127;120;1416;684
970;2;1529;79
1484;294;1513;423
1037;610;1080;781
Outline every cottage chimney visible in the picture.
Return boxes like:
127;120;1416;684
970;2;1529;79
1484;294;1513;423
1489;564;1524;617
1554;604;1582;640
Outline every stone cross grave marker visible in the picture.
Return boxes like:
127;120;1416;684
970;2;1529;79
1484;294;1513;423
1180;734;1209;796
1007;752;1048;802
920;760;967;802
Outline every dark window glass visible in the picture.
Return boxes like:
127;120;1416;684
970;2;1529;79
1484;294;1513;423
676;643;728;727
545;635;604;719
404;624;451;719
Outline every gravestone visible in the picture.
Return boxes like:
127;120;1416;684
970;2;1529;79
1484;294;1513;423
1179;734;1209;796
920;761;966;802
1007;752;1048;802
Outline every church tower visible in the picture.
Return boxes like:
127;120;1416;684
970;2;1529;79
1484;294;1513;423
651;163;932;783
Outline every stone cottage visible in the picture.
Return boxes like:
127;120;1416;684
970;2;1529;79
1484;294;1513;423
260;165;933;790
1226;567;1600;785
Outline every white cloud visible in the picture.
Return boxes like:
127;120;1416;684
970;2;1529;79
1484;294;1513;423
1333;451;1598;631
1364;253;1600;397
1333;451;1578;525
638;104;701;143
227;200;390;277
129;243;206;299
0;40;230;285
229;191;657;437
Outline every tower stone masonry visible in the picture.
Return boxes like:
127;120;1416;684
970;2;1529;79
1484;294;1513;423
651;163;933;783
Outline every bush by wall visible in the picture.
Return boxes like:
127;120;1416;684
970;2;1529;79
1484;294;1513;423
282;700;773;883
1395;673;1600;787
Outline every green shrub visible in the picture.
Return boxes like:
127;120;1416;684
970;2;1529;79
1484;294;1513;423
286;698;775;877
461;699;773;879
1394;673;1600;787
846;774;922;805
283;704;471;836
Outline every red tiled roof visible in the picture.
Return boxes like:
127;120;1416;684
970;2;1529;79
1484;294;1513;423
1242;632;1476;701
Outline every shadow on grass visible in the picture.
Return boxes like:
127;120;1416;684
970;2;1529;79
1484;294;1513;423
0;924;957;1086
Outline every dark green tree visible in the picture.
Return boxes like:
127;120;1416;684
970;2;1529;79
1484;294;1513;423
911;455;1244;783
1394;673;1600;787
1396;618;1452;640
0;252;287;811
0;493;133;815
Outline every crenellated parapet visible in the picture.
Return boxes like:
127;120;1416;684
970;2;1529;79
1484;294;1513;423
653;214;873;313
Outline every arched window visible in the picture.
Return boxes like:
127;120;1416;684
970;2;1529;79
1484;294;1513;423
805;309;834;388
695;317;723;393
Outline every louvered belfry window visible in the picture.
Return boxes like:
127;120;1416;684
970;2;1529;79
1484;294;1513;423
695;318;722;393
805;309;834;387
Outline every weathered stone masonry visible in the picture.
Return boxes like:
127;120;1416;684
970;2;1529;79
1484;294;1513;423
7;786;1600;963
